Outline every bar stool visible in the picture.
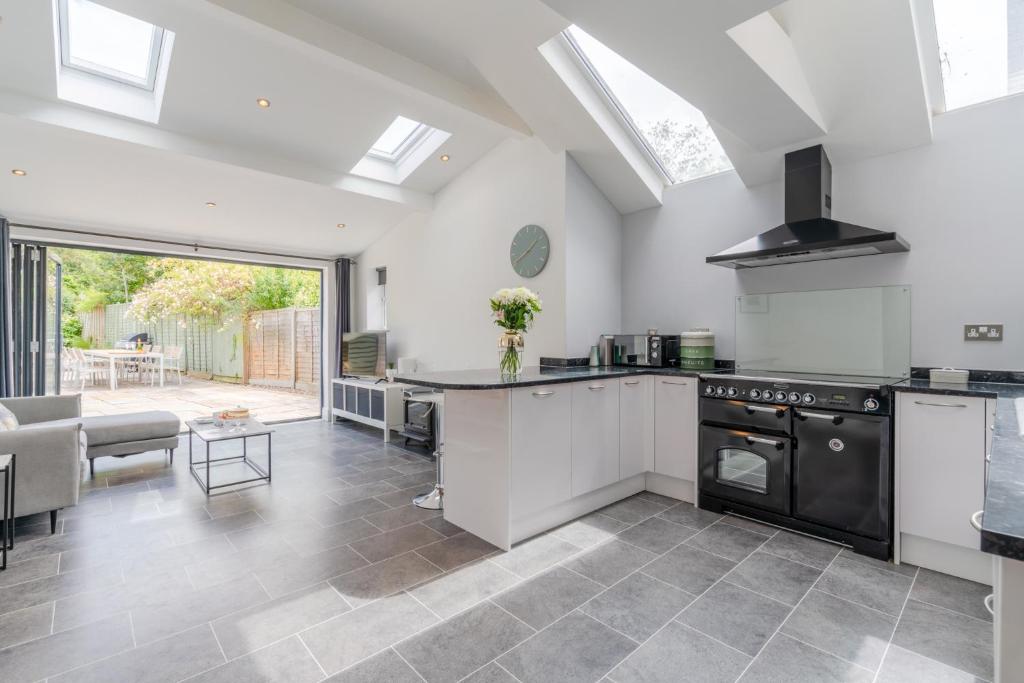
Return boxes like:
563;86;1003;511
414;394;444;510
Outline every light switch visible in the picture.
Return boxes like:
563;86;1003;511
964;324;1003;341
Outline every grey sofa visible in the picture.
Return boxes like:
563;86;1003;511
0;395;181;532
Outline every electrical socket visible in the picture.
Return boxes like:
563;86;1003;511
964;324;1003;342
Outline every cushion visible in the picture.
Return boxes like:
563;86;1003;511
26;411;180;446
0;403;18;431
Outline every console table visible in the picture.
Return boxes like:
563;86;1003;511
331;377;412;442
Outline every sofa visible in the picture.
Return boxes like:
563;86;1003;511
0;395;181;532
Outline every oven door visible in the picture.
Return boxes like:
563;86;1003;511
699;425;792;515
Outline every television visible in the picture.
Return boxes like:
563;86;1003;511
342;331;387;378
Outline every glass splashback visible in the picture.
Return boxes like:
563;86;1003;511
735;286;910;378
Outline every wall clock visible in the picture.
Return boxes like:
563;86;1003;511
510;224;550;278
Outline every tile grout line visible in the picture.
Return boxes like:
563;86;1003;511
390;646;430;683
872;565;919;683
296;633;331;681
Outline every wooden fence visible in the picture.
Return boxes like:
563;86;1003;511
244;307;321;393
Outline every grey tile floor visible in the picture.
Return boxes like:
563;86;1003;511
0;420;994;682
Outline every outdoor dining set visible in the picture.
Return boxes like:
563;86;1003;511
62;345;185;391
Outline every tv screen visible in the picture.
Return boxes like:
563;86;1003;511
342;331;387;378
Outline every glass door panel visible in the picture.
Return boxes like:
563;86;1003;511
716;447;768;493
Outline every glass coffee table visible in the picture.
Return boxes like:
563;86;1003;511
186;418;273;494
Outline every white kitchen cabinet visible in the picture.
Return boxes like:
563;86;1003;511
620;375;654;479
510;384;572;519
897;392;988;551
571;379;621;496
654;377;698;481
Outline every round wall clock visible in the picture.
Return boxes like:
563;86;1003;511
510;224;550;278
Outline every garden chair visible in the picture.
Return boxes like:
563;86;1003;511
159;345;185;385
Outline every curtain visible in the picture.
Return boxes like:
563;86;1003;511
333;257;351;377
0;217;12;397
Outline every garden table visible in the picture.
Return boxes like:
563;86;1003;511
83;349;165;390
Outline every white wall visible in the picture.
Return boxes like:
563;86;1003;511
353;137;568;372
565;154;623;357
623;94;1024;370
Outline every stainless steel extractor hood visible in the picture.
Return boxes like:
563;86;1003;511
706;145;909;269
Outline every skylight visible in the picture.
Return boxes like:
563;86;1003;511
58;0;165;90
564;26;732;184
932;0;1024;111
367;116;431;163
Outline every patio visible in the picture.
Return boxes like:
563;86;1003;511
63;374;321;425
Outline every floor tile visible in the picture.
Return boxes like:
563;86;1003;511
678;581;790;656
311;497;392;527
657;502;722;530
419;516;464;538
325;648;421;682
363;504;441;531
489;533;581;578
611;621;750;683
562;540;657;587
0;561;123;617
212;582;351;659
0;602;54;651
188;636;324;683
397;601;534;681
838;547;918;578
599;496;666;524
877;645;987;683
415;532;498;571
550;513;629;548
760;530;841;569
409;559;519;619
0;554;60;588
329;551;441;608
726;551;821;606
816;554;913;616
642;545;736;595
462;662;519;682
493;566;604;630
891;600;993;680
254;543;368;597
738;633;873;682
0;613;134;682
130;573;270;645
349;523;446;563
53;568;195;633
301;592;438;675
282;518;382;556
782;589;896;671
635;492;680;507
326;481;400;506
910;567;992;621
686;523;768;562
719;515;778;536
582;571;695;641
50;623;224;683
499;611;637;683
616;516;697;554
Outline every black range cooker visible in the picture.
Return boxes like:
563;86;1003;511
697;371;899;559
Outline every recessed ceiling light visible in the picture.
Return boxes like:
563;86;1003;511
336;223;346;229
439;154;450;162
11;169;27;176
205;201;217;208
256;97;270;109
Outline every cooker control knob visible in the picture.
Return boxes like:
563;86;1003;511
774;390;788;402
651;340;660;349
864;398;880;411
750;389;761;399
763;388;775;401
802;393;816;405
727;387;739;397
705;385;715;396
715;386;726;396
788;392;801;403
651;351;658;359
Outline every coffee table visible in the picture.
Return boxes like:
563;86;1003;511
186;418;273;494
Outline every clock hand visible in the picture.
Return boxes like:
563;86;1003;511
514;237;542;265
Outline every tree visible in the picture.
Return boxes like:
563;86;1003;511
643;119;731;183
129;259;254;324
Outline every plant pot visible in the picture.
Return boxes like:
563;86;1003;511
498;331;525;377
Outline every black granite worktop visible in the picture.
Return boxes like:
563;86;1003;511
394;365;717;391
894;379;1024;561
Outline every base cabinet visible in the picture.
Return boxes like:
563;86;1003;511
620;376;654;479
511;385;572;519
571;380;621;496
654;377;697;481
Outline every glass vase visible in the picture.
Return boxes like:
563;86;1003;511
498;331;524;378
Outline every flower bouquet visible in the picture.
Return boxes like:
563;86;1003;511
490;287;542;377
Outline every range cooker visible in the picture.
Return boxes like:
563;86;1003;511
697;371;899;559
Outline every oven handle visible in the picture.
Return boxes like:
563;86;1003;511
743;404;787;418
795;410;845;426
745;435;785;450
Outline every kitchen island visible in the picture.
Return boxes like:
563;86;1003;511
395;366;710;551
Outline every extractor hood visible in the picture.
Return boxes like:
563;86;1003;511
706;145;909;269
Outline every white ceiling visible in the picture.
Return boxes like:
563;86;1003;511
0;0;942;254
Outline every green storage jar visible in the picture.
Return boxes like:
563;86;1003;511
679;328;715;370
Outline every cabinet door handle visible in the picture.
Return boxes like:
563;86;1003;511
914;401;968;408
623;380;641;386
744;404;787;417
745;435;784;450
984;594;995;616
795;410;844;426
531;390;554;398
970;510;984;532
588;385;606;391
661;380;689;386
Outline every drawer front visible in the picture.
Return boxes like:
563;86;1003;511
511;384;572;518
